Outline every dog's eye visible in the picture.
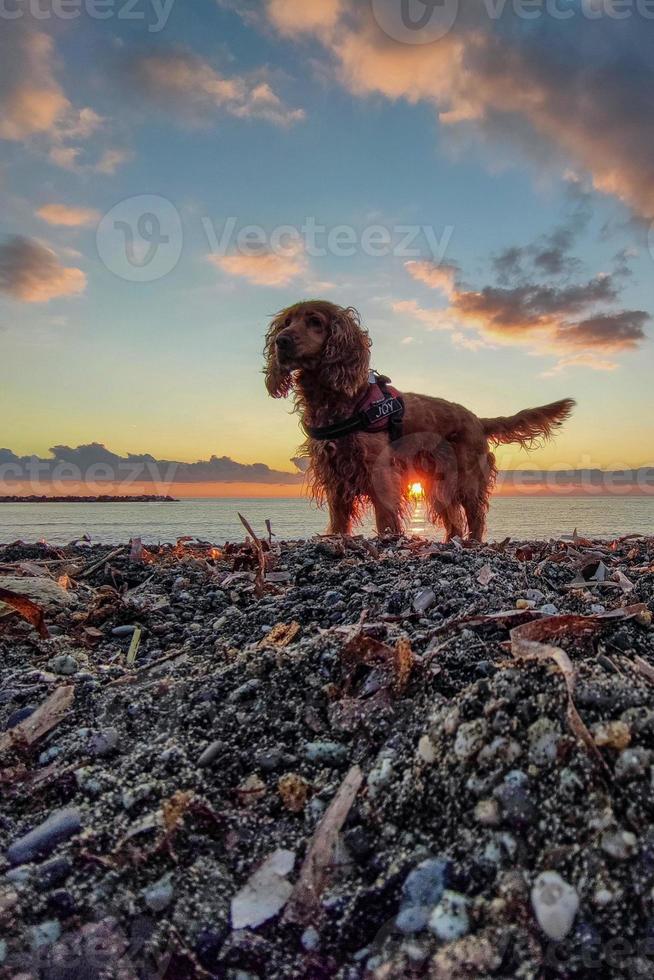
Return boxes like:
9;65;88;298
308;315;323;330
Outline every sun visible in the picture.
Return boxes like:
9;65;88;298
409;481;424;499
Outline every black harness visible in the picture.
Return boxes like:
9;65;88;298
305;373;405;442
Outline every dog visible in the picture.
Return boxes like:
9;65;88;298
264;300;575;540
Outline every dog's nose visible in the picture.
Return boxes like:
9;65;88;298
276;334;294;355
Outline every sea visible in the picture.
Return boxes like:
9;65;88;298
0;496;652;546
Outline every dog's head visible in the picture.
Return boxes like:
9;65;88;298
264;300;371;398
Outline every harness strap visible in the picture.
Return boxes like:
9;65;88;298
304;372;405;442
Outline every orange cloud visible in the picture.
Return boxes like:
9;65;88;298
37;204;101;228
0;236;86;303
131;49;305;127
209;240;307;287
265;5;654;220
266;0;343;35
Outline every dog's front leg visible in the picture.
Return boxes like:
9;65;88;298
326;491;354;535
370;467;403;536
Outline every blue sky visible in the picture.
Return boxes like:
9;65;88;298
1;0;653;488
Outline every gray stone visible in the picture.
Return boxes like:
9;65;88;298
7;808;82;866
305;741;349;766
143;873;175;911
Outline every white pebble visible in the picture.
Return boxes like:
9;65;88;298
417;735;436;764
428;891;470;940
531;871;579;941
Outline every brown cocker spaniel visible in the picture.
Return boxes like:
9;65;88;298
264;300;575;541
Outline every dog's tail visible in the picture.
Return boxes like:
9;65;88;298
481;398;576;448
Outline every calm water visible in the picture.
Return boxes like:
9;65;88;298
0;496;652;545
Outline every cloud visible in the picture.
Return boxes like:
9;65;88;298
36;204;101;228
397;215;649;370
266;0;343;35
129;49;305;127
0;29;68;142
263;2;654;220
0;443;303;485
208;240;307;286
0;236;86;303
0;21;127;174
405;260;458;297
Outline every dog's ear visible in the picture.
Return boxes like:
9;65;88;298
264;310;293;398
324;306;371;396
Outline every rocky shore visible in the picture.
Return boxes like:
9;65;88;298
0;529;653;978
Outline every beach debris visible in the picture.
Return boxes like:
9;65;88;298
0;587;49;637
126;626;142;667
0;686;74;756
477;563;494;586
510;626;609;774
231;849;296;929
531;871;579;940
259;620;300;648
284;764;363;924
278;772;310;812
340;632;415;696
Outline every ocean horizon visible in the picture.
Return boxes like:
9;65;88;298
0;494;652;546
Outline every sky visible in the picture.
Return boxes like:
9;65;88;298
1;0;653;495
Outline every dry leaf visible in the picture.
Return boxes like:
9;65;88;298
477;563;494;586
510;631;609;776
284;765;363;924
0;586;49;637
260;621;301;649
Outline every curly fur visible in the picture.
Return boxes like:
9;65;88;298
264;300;576;540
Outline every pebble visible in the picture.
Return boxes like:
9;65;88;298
29;920;63;949
601;829;638;860
539;603;559;616
143;872;175;911
305;741;349;766
0;940;5;964
197;739;226;768
368;752;395;795
428;891;470;941
494;771;536;829
417;734;436;764
87;727;120;757
402;857;453;909
528;718;561;766
531;871;579;940
7;808;82;866
614;747;651;780
592;720;631;749
453;719;488;761
112;625;137;637
516;599;536;610
5;705;37;730
122;783;154;810
47;654;79;676
37;857;72;889
474;798;500;826
228;679;262;703
301;926;320;951
413;588;436;614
